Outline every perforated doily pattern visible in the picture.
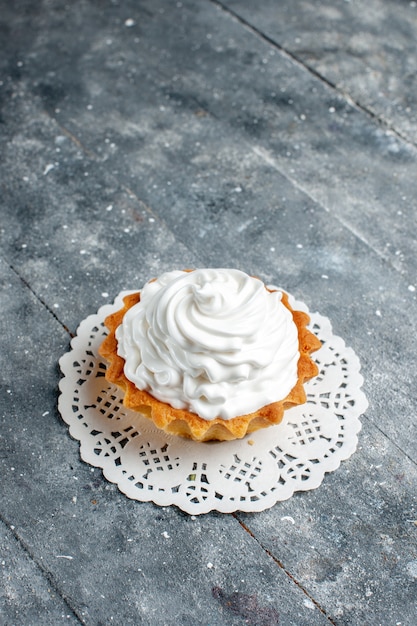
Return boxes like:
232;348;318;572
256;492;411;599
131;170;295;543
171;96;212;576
58;291;368;514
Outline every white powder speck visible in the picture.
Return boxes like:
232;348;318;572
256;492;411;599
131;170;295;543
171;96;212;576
125;18;136;27
124;228;130;233
56;555;73;560
162;531;170;539
270;247;275;252
408;285;415;292
80;250;87;255
296;243;303;249
321;274;329;279
86;104;93;110
149;217;155;223
43;163;54;176
21;243;27;248
106;204;113;211
406;560;417;578
375;310;382;317
207;562;214;569
101;292;109;298
329;107;336;113
303;599;315;610
23;176;29;182
53;303;59;308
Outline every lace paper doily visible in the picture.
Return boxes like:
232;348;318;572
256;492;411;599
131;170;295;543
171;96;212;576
58;291;367;515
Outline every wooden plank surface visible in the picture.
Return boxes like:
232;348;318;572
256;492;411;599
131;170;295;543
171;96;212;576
1;1;416;625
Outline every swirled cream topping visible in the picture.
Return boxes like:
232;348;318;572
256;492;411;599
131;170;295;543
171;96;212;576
116;269;299;420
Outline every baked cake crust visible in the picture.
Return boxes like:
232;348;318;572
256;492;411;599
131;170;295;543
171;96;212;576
99;289;321;442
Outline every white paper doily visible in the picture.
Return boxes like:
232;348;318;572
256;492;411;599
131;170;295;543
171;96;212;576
58;290;368;515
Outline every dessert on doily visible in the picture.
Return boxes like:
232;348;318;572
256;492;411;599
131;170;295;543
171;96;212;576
99;269;321;442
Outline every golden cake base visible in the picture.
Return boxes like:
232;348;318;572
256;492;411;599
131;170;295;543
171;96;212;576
99;290;321;442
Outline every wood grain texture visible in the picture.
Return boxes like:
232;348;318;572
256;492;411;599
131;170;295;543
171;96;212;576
1;1;416;624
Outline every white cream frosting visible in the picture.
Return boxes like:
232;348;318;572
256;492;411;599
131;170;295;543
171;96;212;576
116;269;300;420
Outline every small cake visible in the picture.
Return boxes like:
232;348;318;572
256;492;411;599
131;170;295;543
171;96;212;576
99;269;321;441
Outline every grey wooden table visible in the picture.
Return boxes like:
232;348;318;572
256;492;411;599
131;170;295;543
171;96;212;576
1;1;416;625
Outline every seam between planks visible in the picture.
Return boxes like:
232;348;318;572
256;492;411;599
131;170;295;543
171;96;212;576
209;0;417;151
3;257;74;338
0;514;85;625
233;514;338;625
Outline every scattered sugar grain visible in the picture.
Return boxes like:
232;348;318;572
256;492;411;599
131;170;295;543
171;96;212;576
375;310;382;317
303;599;315;610
101;292;109;298
56;555;73;560
162;531;170;539
43;163;54;176
408;285;415;292
125;18;136;27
